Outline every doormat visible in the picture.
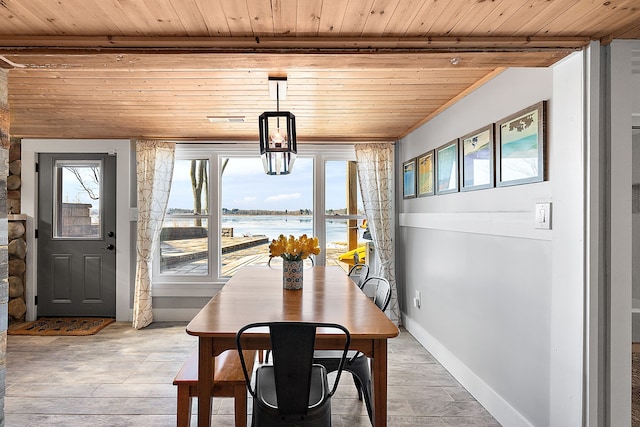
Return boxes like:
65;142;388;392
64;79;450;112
8;317;115;336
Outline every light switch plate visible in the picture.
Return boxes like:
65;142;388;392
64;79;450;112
535;202;551;230
413;290;421;308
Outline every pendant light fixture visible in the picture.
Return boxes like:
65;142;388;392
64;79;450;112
259;76;297;175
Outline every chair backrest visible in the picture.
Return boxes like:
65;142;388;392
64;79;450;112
347;263;369;288
360;276;391;312
236;321;350;414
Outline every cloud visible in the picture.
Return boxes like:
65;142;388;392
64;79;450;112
234;196;256;203
265;193;302;202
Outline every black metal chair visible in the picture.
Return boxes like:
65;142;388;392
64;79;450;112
237;321;350;427
312;276;391;424
358;276;391;309
347;263;369;288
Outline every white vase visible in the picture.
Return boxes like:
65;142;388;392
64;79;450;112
282;259;303;290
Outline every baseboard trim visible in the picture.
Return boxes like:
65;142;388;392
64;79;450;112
402;314;534;427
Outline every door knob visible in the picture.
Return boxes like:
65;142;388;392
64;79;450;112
104;244;115;250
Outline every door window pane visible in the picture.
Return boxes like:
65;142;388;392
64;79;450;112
54;160;102;239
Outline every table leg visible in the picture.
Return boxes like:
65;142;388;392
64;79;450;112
197;338;214;427
371;339;388;427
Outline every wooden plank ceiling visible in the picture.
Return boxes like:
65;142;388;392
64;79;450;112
0;0;639;142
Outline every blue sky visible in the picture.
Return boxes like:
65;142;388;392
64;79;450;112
167;157;352;212
222;157;314;211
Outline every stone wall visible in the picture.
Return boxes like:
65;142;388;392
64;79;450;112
6;139;19;216
7;137;24;323
61;203;97;237
0;67;10;427
160;226;208;240
7;215;25;322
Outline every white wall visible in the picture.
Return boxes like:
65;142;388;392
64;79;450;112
398;52;586;426
548;50;585;427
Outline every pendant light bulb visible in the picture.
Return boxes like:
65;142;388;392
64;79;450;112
270;127;287;145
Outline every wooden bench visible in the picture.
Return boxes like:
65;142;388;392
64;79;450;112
173;348;256;427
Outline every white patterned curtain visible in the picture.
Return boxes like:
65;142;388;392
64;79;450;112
355;143;400;325
133;140;176;329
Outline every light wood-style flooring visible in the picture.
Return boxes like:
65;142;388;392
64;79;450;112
5;322;500;426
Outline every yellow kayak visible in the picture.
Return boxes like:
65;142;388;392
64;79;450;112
338;246;366;265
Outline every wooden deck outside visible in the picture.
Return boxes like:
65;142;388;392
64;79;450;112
161;235;350;276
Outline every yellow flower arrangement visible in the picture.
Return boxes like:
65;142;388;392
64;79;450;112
269;234;320;261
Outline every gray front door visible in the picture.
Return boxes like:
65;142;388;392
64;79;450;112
37;153;116;317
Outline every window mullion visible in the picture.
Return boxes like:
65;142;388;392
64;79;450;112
314;155;325;266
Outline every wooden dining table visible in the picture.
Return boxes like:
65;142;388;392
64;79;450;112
186;265;399;427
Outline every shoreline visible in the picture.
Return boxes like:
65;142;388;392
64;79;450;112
161;235;356;276
221;242;352;276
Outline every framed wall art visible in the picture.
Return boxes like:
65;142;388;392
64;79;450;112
402;158;417;199
496;101;546;187
435;139;459;195
417;150;435;197
460;125;494;191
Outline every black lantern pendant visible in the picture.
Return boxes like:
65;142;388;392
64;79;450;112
259;77;297;175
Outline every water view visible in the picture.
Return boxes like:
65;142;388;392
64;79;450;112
160;215;369;276
222;215;358;245
161;157;367;276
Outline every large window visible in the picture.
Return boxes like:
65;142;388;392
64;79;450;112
324;160;366;270
159;158;210;275
153;145;360;288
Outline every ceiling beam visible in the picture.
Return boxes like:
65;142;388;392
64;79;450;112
0;50;576;71
0;35;591;52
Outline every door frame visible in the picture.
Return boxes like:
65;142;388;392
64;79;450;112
603;40;640;427
22;139;133;321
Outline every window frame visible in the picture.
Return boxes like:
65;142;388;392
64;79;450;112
152;143;356;296
152;147;217;295
156;155;213;278
322;158;367;267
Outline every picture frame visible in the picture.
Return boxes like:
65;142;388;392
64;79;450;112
402;158;417;199
435;139;459;194
417;150;435;197
460;125;494;191
496;101;546;187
